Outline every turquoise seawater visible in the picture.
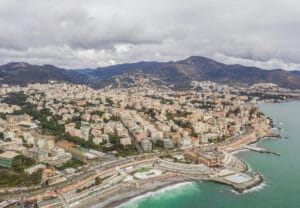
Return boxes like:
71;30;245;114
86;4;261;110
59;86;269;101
120;101;300;208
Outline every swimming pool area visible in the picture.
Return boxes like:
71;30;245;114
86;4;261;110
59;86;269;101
225;173;252;184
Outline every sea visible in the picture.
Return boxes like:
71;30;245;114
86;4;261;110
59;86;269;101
118;101;300;208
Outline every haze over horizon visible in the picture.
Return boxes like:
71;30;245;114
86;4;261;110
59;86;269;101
1;0;300;70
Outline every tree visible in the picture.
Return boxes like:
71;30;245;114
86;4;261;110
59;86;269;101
95;177;102;185
170;126;176;132
155;139;164;148
105;98;114;106
2;92;27;106
0;132;3;140
91;111;105;117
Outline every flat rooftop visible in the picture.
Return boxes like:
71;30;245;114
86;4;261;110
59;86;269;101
0;151;20;159
7;114;29;118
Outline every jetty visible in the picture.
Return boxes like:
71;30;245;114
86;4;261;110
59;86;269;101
243;145;280;156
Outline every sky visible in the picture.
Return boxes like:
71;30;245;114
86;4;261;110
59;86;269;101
0;0;300;70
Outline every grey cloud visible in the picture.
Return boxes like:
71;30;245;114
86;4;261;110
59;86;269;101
0;0;300;69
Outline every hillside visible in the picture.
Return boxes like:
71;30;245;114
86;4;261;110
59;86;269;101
1;57;300;89
87;56;300;89
0;62;91;85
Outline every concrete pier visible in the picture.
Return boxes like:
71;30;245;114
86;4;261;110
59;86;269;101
211;173;263;193
243;145;280;156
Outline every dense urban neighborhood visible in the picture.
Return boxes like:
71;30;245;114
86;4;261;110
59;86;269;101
0;78;296;208
1;0;300;207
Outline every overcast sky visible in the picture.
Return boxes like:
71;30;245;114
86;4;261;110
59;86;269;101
0;0;300;70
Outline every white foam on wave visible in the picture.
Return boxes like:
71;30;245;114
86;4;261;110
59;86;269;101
231;182;267;195
243;160;252;172
117;181;194;208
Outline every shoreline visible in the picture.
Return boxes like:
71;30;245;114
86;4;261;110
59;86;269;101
86;172;265;208
84;177;192;208
84;134;276;208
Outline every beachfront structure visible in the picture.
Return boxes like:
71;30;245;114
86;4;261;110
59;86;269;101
155;158;213;175
185;151;220;167
218;132;256;152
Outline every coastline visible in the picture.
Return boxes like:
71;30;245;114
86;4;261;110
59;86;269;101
84;133;277;208
85;171;264;208
13;105;284;208
84;176;192;208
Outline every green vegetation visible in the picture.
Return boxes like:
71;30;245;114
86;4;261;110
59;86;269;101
174;119;192;129
64;133;137;156
110;115;120;121
105;98;114;106
145;95;174;105
125;105;135;110
105;133;138;156
160;98;174;105
76;176;106;193
14;104;65;136
221;101;231;106
191;128;198;137
0;113;6;120
3;92;137;157
84;102;96;107
109;133;121;145
232;107;241;116
0;155;42;187
12;155;35;172
239;92;290;101
257;112;265;117
57;159;84;170
140;108;156;121
151;139;164;150
159;154;173;159
166;110;191;120
91;110;105;117
71;116;82;129
19;124;31;128
137;167;151;173
103;118;109;123
166;111;193;130
3;92;65;137
2;92;27;105
208;135;230;143
95;176;103;185
190;100;216;109
64;133;100;150
0;169;42;187
170;126;177;132
155;139;164;148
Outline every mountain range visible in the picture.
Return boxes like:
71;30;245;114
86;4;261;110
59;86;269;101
1;56;300;89
0;62;91;86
